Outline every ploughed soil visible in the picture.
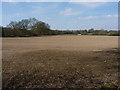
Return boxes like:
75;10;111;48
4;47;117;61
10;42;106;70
2;35;119;88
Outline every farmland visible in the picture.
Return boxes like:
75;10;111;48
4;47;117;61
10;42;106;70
2;35;119;88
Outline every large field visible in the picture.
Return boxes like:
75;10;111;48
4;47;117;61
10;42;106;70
2;35;119;88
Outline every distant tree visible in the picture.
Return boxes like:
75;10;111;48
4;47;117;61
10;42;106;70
80;30;88;35
4;17;119;37
108;30;119;36
5;18;51;36
88;28;94;33
32;21;50;35
28;18;39;30
93;30;108;35
17;19;30;30
7;18;40;30
7;21;18;29
0;26;2;37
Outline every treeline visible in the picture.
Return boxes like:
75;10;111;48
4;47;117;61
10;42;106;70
1;18;120;37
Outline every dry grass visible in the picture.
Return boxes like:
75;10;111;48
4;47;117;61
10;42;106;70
2;35;119;88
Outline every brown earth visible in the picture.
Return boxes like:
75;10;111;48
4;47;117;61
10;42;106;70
2;35;119;88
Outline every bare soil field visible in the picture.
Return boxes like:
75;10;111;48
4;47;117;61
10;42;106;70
2;35;119;88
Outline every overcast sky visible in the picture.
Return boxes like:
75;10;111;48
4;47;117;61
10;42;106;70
2;2;118;30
